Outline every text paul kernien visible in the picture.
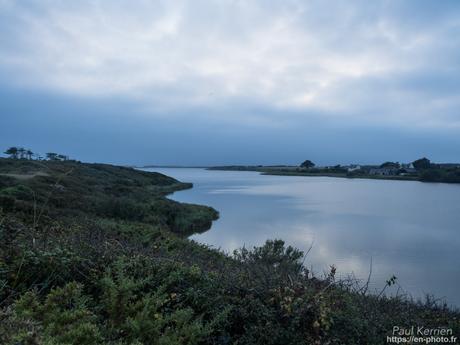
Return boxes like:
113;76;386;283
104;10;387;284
392;326;452;336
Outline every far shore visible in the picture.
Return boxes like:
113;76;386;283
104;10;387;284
260;170;419;181
206;165;460;184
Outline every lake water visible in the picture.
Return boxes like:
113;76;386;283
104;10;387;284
146;168;460;306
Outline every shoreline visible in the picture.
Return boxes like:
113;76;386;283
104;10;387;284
259;170;419;181
207;166;460;184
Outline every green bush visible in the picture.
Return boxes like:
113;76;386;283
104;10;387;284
0;195;16;211
0;185;34;201
12;283;102;345
98;257;229;344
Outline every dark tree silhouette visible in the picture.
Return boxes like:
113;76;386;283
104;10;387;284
4;147;19;159
26;149;34;160
380;162;400;168
300;160;315;168
46;152;59;160
17;147;26;159
57;154;69;161
46;152;69;161
412;157;431;170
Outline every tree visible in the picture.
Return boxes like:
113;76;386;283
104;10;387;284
300;160;315;169
46;152;59;160
4;147;19;159
57;154;68;161
26;149;34;160
420;169;442;182
17;147;26;159
412;157;431;171
380;162;399;168
46;152;69;161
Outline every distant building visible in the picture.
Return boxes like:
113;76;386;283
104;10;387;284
400;163;417;174
347;165;361;172
399;168;416;175
401;163;415;169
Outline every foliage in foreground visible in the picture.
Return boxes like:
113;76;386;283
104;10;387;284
0;158;458;344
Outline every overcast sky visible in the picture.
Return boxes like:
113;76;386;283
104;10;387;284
1;0;459;165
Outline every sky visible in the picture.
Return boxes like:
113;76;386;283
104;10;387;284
1;0;460;166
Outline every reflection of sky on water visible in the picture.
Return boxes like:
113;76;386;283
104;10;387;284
145;168;460;306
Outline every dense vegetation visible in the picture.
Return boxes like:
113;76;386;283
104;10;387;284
0;158;458;344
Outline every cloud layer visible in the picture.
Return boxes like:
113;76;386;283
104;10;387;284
1;0;459;164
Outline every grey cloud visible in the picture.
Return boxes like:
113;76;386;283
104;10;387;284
1;1;460;164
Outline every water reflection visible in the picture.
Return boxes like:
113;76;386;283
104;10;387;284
145;168;460;306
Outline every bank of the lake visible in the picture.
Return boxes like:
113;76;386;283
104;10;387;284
208;164;460;183
260;170;418;181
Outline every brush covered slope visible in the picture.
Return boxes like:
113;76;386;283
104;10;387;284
0;158;458;345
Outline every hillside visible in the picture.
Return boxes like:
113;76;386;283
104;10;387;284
0;158;458;345
0;158;218;236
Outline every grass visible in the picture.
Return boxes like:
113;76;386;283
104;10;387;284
0;158;458;344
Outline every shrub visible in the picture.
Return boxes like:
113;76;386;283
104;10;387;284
0;185;34;201
0;195;15;212
420;169;443;182
98;257;229;344
13;283;102;345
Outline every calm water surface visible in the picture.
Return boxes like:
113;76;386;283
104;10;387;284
146;168;460;306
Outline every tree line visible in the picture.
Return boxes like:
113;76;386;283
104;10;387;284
300;157;436;171
3;146;69;161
